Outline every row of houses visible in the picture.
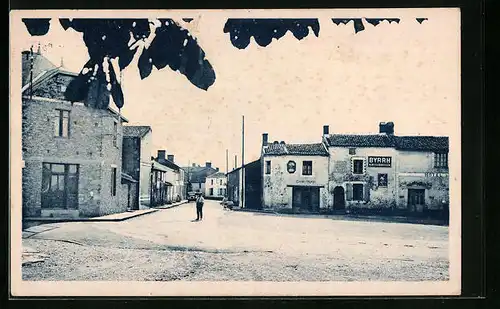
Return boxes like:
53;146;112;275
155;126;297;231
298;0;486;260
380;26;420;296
21;50;190;220
227;122;450;215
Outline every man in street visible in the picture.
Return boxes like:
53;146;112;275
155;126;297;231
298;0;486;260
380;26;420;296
195;193;205;221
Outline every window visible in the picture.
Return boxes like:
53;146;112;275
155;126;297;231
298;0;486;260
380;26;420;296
209;188;214;196
353;184;364;201
265;161;271;174
349;148;356;155
211;179;214;185
434;152;448;168
220;179;223;185
112;121;118;147
302;161;313;175
41;163;79;209
53;109;70;138
111;167;117;196
353;159;364;174
219;188;223;195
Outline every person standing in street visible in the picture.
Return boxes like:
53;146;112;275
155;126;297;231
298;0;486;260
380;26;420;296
195;193;205;221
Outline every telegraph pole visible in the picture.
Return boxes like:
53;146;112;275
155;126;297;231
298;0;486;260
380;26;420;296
225;149;228;198
241;115;245;209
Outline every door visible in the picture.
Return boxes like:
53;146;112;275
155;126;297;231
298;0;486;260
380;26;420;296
408;189;426;212
333;186;345;210
292;187;320;211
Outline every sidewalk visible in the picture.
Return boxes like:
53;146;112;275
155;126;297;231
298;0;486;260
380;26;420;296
156;200;188;210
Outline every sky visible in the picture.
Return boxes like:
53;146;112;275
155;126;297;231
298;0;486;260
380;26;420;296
14;10;460;172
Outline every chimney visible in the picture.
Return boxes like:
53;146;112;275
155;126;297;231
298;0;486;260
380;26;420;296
216;167;219;172
262;133;268;146
157;150;166;161
167;155;174;162
206;162;212;168
379;122;395;135
192;163;196;167
323;125;329;136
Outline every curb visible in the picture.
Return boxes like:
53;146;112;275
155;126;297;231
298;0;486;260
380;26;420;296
23;208;159;223
156;200;188;210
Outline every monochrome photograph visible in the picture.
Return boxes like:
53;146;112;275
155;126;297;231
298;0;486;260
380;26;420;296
9;8;461;296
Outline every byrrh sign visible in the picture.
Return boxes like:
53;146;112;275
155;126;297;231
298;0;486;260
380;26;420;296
368;156;392;168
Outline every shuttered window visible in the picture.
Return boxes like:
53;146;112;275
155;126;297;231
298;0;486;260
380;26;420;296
265;161;271;174
353;159;364;174
346;183;353;201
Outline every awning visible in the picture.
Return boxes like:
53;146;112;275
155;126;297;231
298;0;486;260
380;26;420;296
121;173;138;183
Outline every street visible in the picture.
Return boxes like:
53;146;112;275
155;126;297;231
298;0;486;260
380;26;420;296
22;200;449;281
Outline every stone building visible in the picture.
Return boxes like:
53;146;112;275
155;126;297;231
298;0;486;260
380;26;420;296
122;125;153;209
322;123;449;214
21;50;129;219
260;123;449;215
204;171;226;198
261;133;330;212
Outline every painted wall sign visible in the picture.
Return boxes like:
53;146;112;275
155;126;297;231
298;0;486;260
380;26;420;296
296;180;316;184
425;172;448;177
287;160;296;173
368;156;392;167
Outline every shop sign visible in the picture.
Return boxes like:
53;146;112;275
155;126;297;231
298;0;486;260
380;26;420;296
368;156;392;167
287;160;296;173
425;172;448;177
296;180;316;184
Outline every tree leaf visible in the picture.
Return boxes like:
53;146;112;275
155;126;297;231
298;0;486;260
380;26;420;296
107;59;124;109
137;47;153;79
22;18;51;36
223;19;320;49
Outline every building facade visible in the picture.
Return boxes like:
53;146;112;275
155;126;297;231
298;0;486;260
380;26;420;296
21;50;129;218
260;123;449;215
204;171;227;198
153;150;185;204
226;159;262;209
182;162;218;195
122;125;153;209
261;134;330;212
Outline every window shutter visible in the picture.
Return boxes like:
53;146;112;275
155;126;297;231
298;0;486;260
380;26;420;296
346;183;353;201
364;184;370;202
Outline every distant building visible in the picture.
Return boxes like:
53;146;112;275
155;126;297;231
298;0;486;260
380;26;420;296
21;50;129;219
226;159;262;209
154;150;185;203
182;162;218;194
204;171;227;198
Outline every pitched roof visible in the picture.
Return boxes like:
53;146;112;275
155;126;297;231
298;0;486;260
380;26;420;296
22;51;57;87
123;126;151;138
324;134;396;148
324;134;449;152
263;142;329;156
206;171;226;179
182;166;218;183
394;136;449;152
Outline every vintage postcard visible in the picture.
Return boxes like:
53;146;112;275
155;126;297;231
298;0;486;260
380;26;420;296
10;8;461;296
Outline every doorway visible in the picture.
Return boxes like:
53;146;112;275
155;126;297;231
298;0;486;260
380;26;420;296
41;163;79;209
408;189;426;212
333;186;345;210
292;186;320;211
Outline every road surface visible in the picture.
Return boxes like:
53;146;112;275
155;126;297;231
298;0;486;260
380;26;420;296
22;200;449;281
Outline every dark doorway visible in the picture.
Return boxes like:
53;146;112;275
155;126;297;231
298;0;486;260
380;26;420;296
41;163;79;209
333;186;345;210
408;189;426;212
292;186;320;211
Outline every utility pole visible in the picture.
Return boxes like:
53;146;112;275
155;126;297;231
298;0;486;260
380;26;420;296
241;115;245;209
225;149;228;198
